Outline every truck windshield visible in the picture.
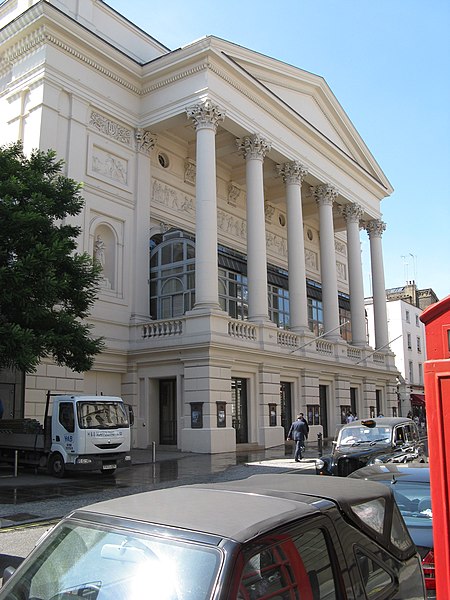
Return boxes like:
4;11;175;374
0;520;221;600
77;402;129;429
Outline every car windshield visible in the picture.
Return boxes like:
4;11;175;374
1;521;221;600
379;480;432;521
77;401;129;429
338;426;391;446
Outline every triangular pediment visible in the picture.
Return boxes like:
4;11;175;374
206;37;390;189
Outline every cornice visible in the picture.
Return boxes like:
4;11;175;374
2;24;141;94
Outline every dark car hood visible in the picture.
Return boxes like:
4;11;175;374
334;443;391;459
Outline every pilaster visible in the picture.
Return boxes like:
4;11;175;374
131;128;156;322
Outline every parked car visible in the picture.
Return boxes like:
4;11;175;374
349;463;435;598
315;417;426;477
0;474;427;599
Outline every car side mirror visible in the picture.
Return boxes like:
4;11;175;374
2;566;15;584
126;404;135;426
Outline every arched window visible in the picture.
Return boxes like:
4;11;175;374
150;230;195;318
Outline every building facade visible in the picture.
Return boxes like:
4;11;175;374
0;0;400;452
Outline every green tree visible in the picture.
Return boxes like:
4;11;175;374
0;142;104;372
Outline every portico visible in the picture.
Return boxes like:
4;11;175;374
0;0;399;454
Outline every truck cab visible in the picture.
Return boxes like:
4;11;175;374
47;395;132;477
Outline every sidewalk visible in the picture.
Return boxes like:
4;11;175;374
0;443;319;529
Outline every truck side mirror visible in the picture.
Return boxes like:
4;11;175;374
126;404;135;426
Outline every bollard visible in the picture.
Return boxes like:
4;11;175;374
14;449;18;477
317;432;323;457
152;441;156;463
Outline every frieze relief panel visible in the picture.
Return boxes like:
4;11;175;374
89;111;132;146
152;180;195;217
91;146;128;186
335;239;347;256
266;232;287;259
305;248;319;273
336;261;347;282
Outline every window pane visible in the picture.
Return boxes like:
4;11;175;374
172;294;184;317
355;549;393;598
161;278;183;294
161;244;172;264
173;242;183;263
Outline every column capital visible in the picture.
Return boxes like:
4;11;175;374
341;202;364;224
186;99;225;132
277;161;308;185
135;129;156;155
311;184;339;206
237;133;271;161
366;219;386;238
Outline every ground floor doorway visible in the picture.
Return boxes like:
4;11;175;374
231;378;248;443
280;382;292;437
159;379;177;445
319;384;329;438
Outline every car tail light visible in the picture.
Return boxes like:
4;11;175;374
422;550;436;590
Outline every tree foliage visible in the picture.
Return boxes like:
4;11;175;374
0;142;104;373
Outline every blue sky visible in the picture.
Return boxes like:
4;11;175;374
106;0;450;300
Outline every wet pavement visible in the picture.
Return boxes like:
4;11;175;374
0;443;319;529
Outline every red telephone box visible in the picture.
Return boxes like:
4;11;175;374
420;295;450;598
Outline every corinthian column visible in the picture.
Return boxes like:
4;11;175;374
186;100;225;310
366;219;389;350
278;161;309;332
341;203;367;346
238;134;271;322
132;128;156;322
312;184;341;340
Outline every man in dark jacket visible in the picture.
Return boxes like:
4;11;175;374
287;414;308;461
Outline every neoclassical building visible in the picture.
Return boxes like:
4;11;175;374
0;0;399;452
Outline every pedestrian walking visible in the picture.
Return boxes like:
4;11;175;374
346;411;355;423
298;412;309;439
287;414;308;462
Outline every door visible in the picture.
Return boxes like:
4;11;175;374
159;379;177;445
0;384;15;420
232;378;248;443
280;382;292;437
319;385;328;438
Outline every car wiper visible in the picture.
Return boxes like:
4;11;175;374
369;438;390;446
350;440;370;446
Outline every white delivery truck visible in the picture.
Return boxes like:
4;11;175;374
0;391;133;477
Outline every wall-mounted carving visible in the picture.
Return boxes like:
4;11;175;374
227;183;241;207
135;129;156;155
89;111;131;145
335;239;347;256
152;180;195;215
336;261;347;281
184;159;196;185
266;232;287;258
92;146;128;185
264;203;275;224
305;249;318;271
217;209;246;239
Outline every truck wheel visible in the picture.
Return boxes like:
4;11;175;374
48;453;66;478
